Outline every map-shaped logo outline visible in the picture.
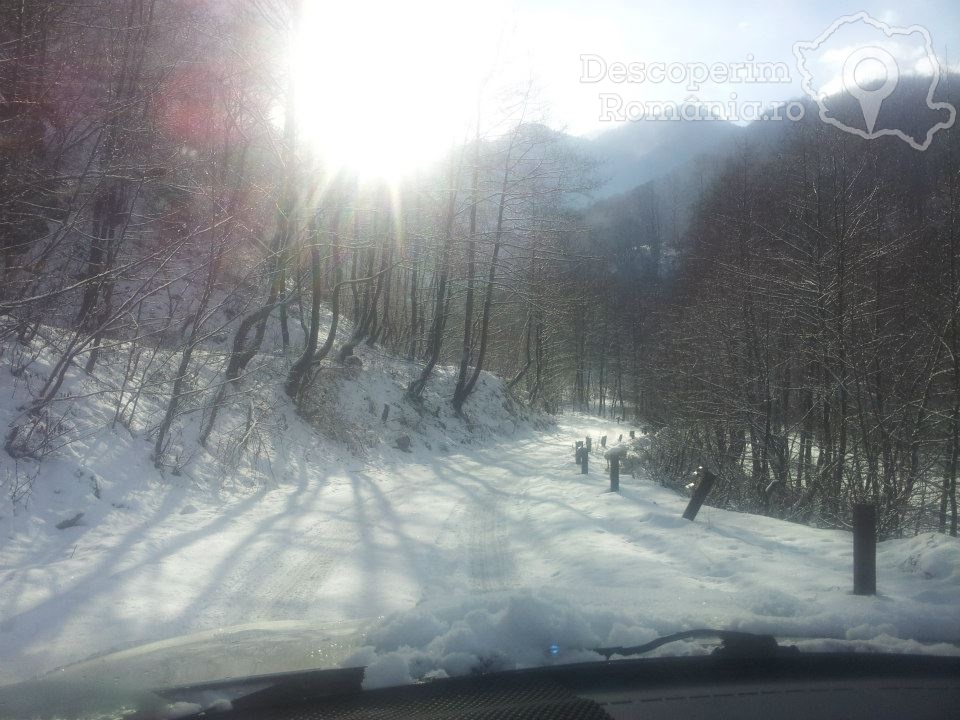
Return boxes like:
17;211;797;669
793;12;956;151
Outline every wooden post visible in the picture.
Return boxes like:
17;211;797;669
610;456;619;492
618;434;623;443
581;449;589;474
629;430;635;439
601;435;607;448
853;503;877;596
682;467;716;521
585;436;592;452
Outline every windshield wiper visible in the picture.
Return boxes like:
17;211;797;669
595;629;800;659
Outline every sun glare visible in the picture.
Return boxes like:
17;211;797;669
293;0;510;180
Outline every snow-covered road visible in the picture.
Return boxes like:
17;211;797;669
2;415;959;687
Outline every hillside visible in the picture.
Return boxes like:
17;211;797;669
580;115;743;199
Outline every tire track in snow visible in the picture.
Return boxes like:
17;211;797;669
426;499;468;596
467;494;517;593
203;476;413;624
424;485;521;598
196;520;343;626
248;540;341;619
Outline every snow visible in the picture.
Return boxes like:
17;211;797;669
1;335;959;693
603;443;628;459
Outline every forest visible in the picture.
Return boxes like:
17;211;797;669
1;0;957;541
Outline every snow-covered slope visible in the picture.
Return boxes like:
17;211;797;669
1;336;959;691
0;329;538;682
301;343;547;458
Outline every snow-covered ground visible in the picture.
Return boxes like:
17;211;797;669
1;336;959;690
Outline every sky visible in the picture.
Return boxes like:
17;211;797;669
294;0;960;176
499;0;960;134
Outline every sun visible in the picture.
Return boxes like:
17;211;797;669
293;0;509;181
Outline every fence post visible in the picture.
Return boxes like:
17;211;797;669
610;456;620;492
581;449;589;474
682;467;716;521
600;435;607;448
853;503;877;596
585;436;592;452
629;430;635;439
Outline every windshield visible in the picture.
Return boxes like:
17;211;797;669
1;0;959;717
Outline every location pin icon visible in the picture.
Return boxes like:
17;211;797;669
842;46;899;134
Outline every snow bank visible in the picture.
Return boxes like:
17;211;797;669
305;342;550;459
348;581;960;691
884;532;960;582
345;593;610;689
